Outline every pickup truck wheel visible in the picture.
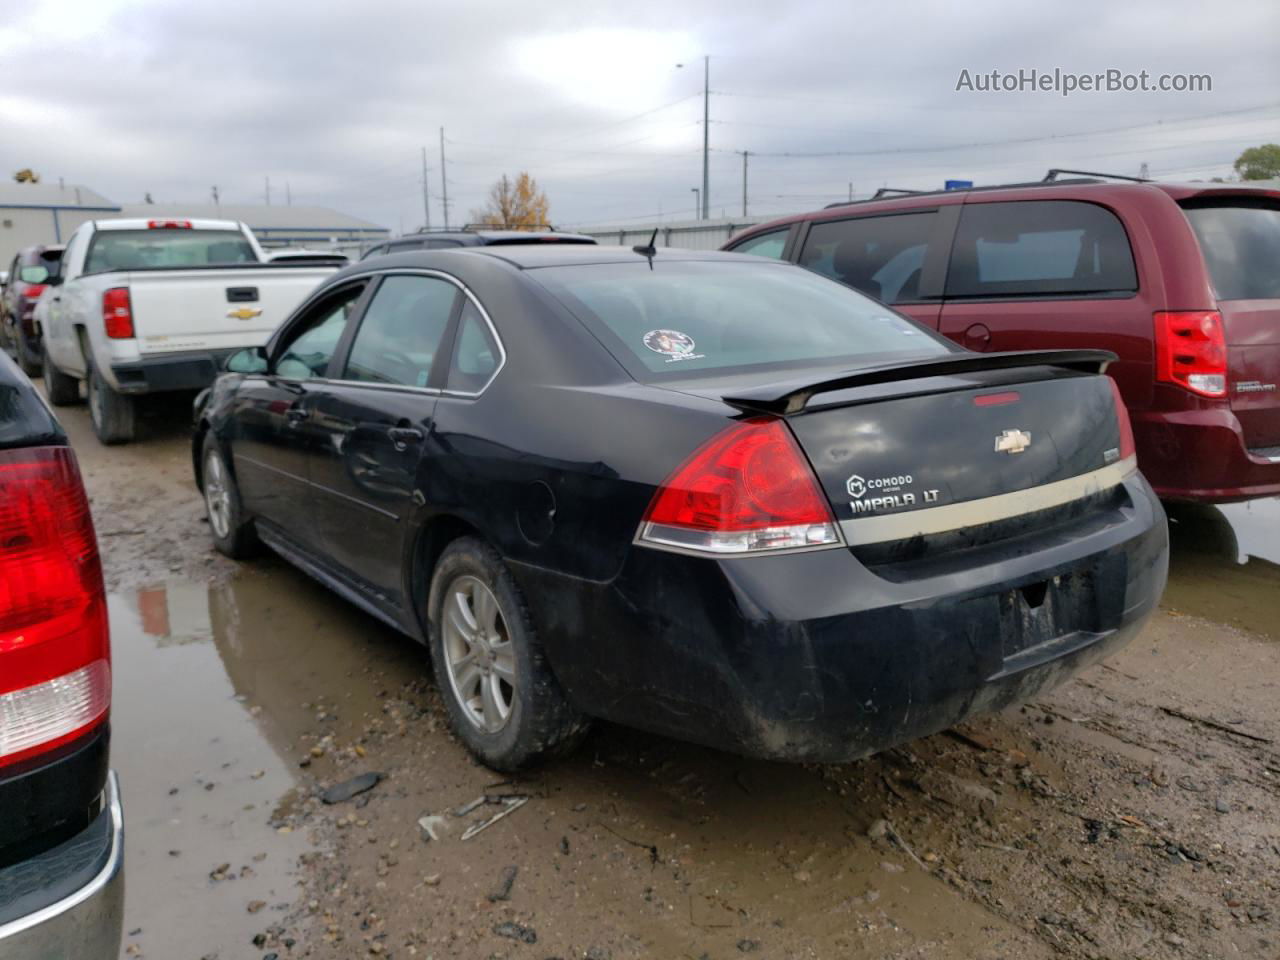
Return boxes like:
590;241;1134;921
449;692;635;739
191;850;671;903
427;537;589;772
201;434;260;559
43;351;81;406
87;362;136;444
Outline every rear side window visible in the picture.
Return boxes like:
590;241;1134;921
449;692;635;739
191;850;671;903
446;300;500;392
344;275;457;388
1182;201;1280;300
946;201;1137;298
731;229;789;259
84;229;256;272
798;212;935;303
533;260;949;380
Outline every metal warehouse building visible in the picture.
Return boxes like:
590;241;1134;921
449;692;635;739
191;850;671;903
0;183;389;266
0;182;119;265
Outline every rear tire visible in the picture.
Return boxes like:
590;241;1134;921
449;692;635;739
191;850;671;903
16;330;41;378
87;361;136;444
201;433;260;559
427;537;588;771
43;350;81;406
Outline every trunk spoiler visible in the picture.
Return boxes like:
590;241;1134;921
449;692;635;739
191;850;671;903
722;349;1117;415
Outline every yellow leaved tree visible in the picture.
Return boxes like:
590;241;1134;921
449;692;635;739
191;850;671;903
471;172;550;230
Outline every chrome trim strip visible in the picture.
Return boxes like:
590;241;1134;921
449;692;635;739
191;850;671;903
839;458;1137;547
0;770;123;942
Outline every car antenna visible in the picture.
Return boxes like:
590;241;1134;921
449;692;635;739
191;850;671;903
632;227;659;264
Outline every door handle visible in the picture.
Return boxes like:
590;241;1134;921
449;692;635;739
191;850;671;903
285;405;308;425
388;426;424;448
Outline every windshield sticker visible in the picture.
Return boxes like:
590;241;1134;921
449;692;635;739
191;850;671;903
642;329;704;363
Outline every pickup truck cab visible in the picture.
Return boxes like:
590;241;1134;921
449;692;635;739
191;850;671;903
41;218;339;444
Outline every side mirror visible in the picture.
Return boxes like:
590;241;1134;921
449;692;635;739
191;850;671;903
225;346;269;374
45;273;63;287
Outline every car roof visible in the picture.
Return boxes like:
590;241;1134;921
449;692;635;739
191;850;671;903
427;244;762;269
387;230;597;245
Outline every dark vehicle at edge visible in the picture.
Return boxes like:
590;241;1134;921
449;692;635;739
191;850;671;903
1;244;64;377
360;225;597;260
192;246;1168;769
0;350;122;956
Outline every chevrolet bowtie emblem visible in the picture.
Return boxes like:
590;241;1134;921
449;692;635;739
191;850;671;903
994;429;1032;454
227;306;263;320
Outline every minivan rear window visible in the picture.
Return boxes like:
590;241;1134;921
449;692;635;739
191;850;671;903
1182;200;1280;301
533;260;950;379
946;201;1137;298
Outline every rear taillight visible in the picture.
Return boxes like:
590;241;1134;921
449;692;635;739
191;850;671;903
21;283;47;301
639;419;841;554
147;219;191;229
103;287;134;339
1154;310;1226;398
1106;377;1137;462
0;447;109;768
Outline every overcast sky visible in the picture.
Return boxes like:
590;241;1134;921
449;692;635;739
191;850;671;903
3;0;1278;232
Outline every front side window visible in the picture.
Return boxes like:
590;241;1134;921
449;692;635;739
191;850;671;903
84;229;257;273
533;260;950;380
731;229;789;260
799;213;936;303
1182;200;1280;300
344;275;457;387
946;201;1137;298
275;284;366;380
446;300;500;392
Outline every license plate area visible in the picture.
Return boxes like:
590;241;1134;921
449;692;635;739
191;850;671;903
998;570;1098;659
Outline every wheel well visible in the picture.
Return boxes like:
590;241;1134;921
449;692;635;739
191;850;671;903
192;420;211;490
410;515;479;634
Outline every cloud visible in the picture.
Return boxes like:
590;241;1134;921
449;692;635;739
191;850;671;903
2;0;1277;232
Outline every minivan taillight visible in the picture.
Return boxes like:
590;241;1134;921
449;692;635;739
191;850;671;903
21;283;47;301
639;419;841;554
103;287;134;339
1154;310;1227;398
1106;377;1137;462
0;447;109;769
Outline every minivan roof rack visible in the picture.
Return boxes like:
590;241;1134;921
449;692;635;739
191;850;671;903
1043;168;1149;183
412;223;561;235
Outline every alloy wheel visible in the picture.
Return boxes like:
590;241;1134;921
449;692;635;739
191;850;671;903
441;574;516;732
203;450;232;539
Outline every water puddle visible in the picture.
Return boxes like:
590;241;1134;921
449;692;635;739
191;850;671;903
109;564;426;959
1163;497;1280;641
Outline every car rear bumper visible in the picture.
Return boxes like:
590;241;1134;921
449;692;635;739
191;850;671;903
110;349;235;394
0;771;124;960
518;472;1167;762
1135;407;1280;503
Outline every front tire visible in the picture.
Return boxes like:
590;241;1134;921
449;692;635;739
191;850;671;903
427;537;588;771
87;361;136;444
201;434;260;559
43;350;81;406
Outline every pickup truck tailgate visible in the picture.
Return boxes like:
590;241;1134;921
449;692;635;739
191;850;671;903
121;267;333;354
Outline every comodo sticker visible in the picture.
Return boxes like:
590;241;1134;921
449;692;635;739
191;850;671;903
847;472;939;515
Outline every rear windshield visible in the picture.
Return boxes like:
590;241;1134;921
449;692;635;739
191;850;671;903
85;229;257;273
532;260;950;379
1182;201;1280;300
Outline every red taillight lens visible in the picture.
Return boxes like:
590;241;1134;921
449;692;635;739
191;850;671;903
639;419;841;554
0;447;110;768
103;287;134;339
147;219;191;229
1106;377;1137;462
1154;310;1226;398
21;283;47;301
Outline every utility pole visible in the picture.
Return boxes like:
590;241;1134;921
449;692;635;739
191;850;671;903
691;187;700;219
439;128;450;229
702;55;710;220
265;176;271;206
740;150;748;216
211;185;220;214
286;181;292;206
421;147;432;230
848;182;853;202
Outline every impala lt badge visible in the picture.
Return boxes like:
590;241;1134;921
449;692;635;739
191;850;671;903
227;306;263;321
994;429;1032;454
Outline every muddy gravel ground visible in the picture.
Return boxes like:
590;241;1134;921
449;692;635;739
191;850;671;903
51;396;1279;960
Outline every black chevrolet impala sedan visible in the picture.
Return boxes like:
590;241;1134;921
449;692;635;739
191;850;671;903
192;246;1168;770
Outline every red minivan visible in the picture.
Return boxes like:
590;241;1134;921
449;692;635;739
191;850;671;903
724;173;1280;502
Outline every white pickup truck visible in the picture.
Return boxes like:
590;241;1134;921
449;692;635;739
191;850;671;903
41;218;340;443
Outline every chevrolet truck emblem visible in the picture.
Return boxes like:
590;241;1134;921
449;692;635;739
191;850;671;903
227;306;263;320
994;429;1032;454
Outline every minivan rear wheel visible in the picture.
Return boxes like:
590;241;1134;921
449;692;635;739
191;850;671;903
427;537;588;771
